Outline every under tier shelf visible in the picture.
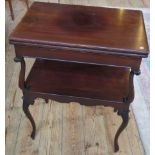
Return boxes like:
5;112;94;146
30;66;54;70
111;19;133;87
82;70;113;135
25;59;130;103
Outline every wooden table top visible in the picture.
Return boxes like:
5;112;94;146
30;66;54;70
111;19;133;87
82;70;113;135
10;2;149;57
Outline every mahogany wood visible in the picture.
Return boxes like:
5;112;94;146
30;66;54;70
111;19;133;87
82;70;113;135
14;45;142;71
114;109;129;152
10;2;149;152
14;57;26;90
10;2;149;57
22;96;36;139
26;59;131;103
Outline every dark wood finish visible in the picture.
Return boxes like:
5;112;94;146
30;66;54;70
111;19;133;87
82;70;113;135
10;2;149;57
10;2;149;152
14;45;142;71
22;96;36;139
14;57;26;90
26;59;130;103
114;109;129;152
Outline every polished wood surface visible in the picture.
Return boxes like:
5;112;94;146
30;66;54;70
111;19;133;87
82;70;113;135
9;1;149;153
26;59;130;102
15;45;142;71
10;2;149;57
6;0;149;154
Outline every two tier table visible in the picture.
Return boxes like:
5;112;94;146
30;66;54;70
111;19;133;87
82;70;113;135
9;2;149;152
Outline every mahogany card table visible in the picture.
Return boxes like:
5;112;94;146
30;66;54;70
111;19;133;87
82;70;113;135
9;2;149;152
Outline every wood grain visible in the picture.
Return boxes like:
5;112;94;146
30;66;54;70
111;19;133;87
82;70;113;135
9;2;149;56
62;102;85;155
60;0;149;8
5;73;145;155
5;61;144;154
25;59;131;102
6;0;148;155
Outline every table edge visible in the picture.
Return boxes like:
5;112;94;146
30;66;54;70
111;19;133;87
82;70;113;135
9;39;149;58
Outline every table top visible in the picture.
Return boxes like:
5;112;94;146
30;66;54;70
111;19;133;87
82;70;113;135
10;2;149;57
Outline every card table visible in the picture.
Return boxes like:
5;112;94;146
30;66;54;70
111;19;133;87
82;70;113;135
9;2;149;152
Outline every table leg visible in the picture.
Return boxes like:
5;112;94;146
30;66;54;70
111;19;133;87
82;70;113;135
14;56;36;139
114;109;129;152
23;97;36;139
114;70;135;152
14;57;26;90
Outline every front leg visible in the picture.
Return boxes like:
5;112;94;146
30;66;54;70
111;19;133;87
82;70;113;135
14;57;36;139
23;97;36;139
14;57;26;90
114;109;129;152
114;70;136;151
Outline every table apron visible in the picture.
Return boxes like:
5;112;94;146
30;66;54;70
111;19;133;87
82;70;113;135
15;45;142;70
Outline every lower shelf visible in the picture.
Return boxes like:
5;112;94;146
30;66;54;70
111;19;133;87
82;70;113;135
25;59;130;103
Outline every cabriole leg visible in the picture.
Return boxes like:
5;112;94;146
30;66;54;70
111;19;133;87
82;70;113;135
23;97;36;139
14;56;36;139
114;109;129;152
